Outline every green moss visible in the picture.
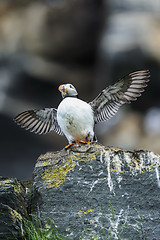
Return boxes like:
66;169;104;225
42;159;76;188
12;182;24;194
22;179;33;189
0;179;11;185
141;160;160;174
71;151;98;162
78;209;94;217
0;179;24;194
110;168;123;173
41;146;102;189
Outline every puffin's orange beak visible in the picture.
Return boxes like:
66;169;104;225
58;85;63;93
58;85;67;93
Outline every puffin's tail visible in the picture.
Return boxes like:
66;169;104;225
93;134;98;142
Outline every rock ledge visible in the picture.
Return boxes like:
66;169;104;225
32;143;160;239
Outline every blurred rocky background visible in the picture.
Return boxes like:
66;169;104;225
0;0;160;180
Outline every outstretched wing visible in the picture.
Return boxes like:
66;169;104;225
89;70;150;123
14;108;64;135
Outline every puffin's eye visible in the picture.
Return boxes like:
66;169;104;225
70;84;74;88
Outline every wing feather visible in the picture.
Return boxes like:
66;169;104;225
90;70;150;123
14;108;64;135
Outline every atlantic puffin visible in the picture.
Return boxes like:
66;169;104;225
14;70;150;148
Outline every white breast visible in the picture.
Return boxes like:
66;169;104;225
57;97;94;143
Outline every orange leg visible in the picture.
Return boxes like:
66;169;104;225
65;142;76;149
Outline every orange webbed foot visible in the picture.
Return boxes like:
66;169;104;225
79;140;86;144
79;140;91;145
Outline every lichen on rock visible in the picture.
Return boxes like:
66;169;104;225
41;158;76;188
32;143;160;239
0;177;27;240
34;143;160;190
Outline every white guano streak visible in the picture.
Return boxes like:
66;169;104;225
155;158;160;188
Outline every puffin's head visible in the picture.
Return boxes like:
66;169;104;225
58;84;78;98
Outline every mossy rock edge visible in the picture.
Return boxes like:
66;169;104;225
32;143;160;239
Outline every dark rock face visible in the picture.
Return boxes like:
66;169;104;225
0;177;26;240
0;144;159;239
32;143;160;239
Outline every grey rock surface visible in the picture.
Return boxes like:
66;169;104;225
32;143;160;239
0;177;26;240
